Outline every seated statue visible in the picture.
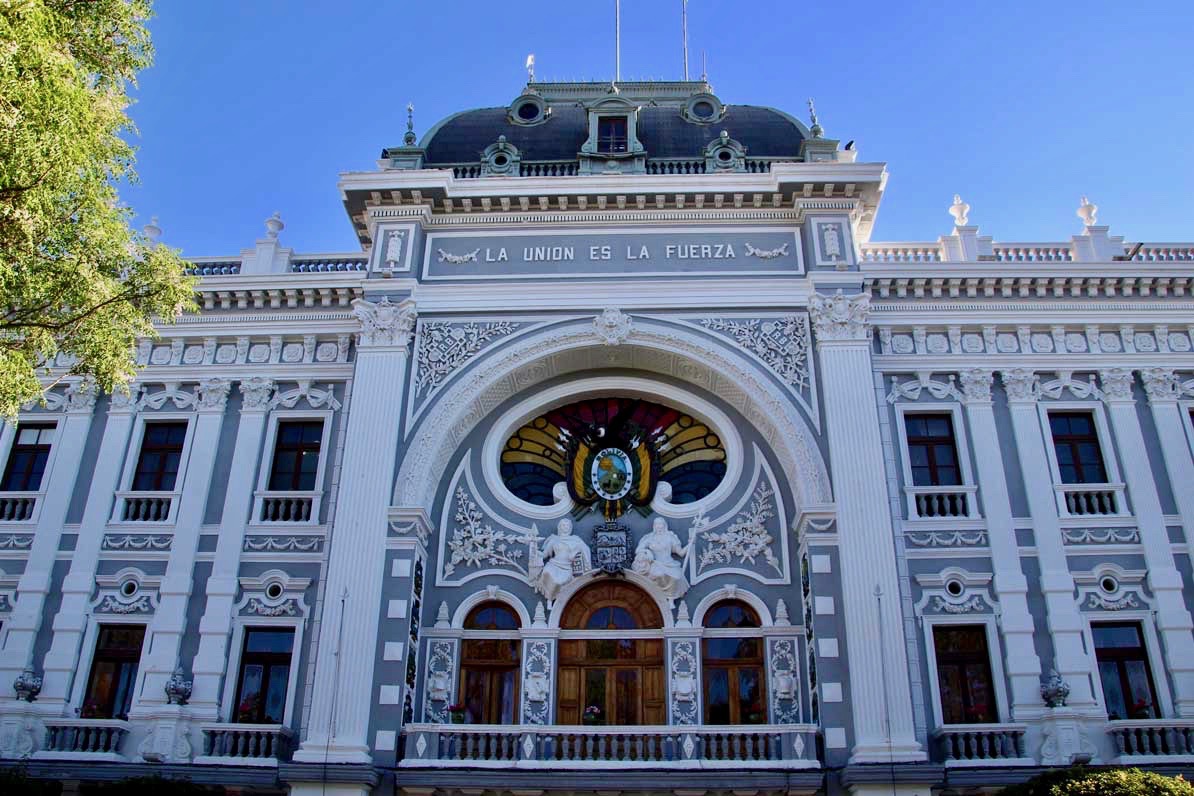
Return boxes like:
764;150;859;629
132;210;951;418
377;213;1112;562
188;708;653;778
529;518;591;602
632;517;692;600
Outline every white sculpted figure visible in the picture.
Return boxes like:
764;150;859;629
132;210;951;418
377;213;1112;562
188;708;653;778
529;518;591;602
633;517;693;600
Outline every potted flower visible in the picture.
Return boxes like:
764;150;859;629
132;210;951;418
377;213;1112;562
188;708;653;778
448;703;467;724
582;705;602;726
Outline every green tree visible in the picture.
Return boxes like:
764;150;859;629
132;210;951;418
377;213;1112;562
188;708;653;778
1;0;194;417
998;767;1194;796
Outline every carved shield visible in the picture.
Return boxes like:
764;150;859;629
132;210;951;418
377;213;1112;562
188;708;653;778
591;522;630;574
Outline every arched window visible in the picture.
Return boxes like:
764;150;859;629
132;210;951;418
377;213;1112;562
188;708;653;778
557;582;665;725
702;600;766;725
459;601;521;724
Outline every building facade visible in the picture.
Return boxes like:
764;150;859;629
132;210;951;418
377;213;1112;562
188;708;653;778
1;79;1193;795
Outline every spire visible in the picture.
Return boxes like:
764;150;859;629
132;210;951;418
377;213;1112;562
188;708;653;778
808;98;823;138
404;102;416;146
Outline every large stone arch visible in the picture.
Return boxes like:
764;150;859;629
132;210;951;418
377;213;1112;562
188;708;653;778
393;312;831;516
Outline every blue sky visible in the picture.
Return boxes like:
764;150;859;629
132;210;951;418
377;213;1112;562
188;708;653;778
124;1;1193;257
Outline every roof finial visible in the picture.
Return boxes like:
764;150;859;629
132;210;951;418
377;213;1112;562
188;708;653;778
949;194;970;227
1077;195;1098;227
404;102;416;146
525;53;535;83
808;98;823;138
142;215;162;243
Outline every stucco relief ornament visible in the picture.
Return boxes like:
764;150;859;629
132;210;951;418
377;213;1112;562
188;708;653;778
415;321;519;396
1001;369;1040;403
194;378;231;411
384;229;405;266
163;667;193;705
700;315;810;390
808;291;870;342
239;377;276;410
959;369;994;404
1099;368;1135;402
632;517;693;600
1140;368;1181;402
529;518;592;603
1040;670;1070;708
436;248;480;264
12;666;42;702
744;242;789;260
352;296;416;349
444;487;533;579
64;380;97;413
697;481;782;575
592;307;633;346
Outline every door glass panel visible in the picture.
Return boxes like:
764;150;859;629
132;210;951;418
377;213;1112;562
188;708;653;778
584;668;607;724
1099;661;1128;720
236;664;265;722
499;669;518;724
614;669;639;725
463;670;487;723
706;668;730;724
263;664;289;723
738;668;764;724
1125;661;1157;718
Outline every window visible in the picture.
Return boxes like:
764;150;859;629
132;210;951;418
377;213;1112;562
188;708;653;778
702;600;767;725
459;602;521;724
905;414;961;487
132;422;187;491
933;625;997;724
1049;412;1108;484
1;424;55;492
233;628;295;724
1093;623;1158;720
268;420;324;491
82;625;145;719
597;116;628;153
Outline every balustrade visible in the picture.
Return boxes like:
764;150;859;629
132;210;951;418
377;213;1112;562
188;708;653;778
0;492;37;522
401;723;820;769
116;492;175;523
905;485;978;520
859;244;943;263
934;724;1028;765
1109;720;1194;759
1055;484;1125;517
39;719;128;759
196;723;293;766
257;492;315;523
990;245;1073;262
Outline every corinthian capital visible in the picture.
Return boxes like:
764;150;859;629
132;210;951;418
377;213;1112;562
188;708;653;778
808;291;870;342
1140;367;1180;403
959;368;994;404
1098;368;1135;403
353;296;417;350
239;377;276;411
1001;369;1039;403
194;377;231;412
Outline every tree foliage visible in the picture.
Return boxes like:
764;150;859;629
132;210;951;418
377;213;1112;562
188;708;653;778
0;0;194;417
997;767;1194;796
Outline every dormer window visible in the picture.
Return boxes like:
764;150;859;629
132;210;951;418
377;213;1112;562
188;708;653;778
597;117;628;153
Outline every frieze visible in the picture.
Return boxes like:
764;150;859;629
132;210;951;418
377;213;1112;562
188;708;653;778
905;530;988;548
1084;592;1141;611
270;380;341;411
1061;528;1140;545
876;322;1192;358
243;535;324;553
137;334;352;367
102;534;173;551
0;535;34;550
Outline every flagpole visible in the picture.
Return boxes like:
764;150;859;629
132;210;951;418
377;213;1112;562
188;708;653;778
682;0;689;80
615;0;621;82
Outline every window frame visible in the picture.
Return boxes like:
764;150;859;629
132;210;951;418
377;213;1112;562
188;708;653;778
0;416;62;523
920;614;1011;729
457;601;522;725
222;612;307;726
893;403;981;524
1085;613;1172;720
230;627;298;725
1179;400;1194;459
70;616;152;719
251;409;333;527
1037;401;1127;519
596;115;630;154
111;412;196;526
701;600;768;726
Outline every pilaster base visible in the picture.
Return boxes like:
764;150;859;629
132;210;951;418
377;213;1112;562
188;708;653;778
280;761;379;796
1037;709;1101;765
292;742;373;766
0;704;41;759
848;742;928;765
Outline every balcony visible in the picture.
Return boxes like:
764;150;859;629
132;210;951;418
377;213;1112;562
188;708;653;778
905;485;979;520
113;491;176;523
254;491;317;524
1055;483;1126;518
401;723;820;769
194;723;294;766
0;492;38;522
933;724;1032;767
35;719;129;761
1108;720;1194;762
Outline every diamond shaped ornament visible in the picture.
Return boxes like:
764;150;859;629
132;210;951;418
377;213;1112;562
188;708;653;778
682;734;695;758
523;734;535;758
793;734;806;757
415;733;427;757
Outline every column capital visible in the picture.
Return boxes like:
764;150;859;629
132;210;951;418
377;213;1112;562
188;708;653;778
238;376;276;412
107;386;141;415
1098;367;1135;405
1140;367;1182;404
808;291;870;343
63;380;98;414
194;377;231;413
959;368;994;405
1001;368;1039;404
352;296;417;350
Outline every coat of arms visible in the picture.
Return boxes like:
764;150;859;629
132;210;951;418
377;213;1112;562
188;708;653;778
566;400;660;520
591;522;631;574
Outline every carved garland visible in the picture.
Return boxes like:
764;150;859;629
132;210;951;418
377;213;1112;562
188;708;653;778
699;315;810;391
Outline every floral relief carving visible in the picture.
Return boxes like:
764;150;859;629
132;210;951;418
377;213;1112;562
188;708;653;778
423;640;456;722
96;595;152;614
905;530;988;548
239;377;275;410
243;598;299;616
669;639;699;725
744;242;789;260
522;641;551;725
1001;369;1040;403
699;315;810;390
959;369;994;404
696;481;782;576
1085;592;1141;611
436;248;480;264
443;486;533;579
1099;368;1135;402
415;321;520;397
768;639;800;724
243;536;323;553
929;595;986;614
1140;368;1181;402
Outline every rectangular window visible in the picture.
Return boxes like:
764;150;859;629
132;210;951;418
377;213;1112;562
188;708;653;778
905;413;961;487
82;625;145;720
1049;412;1108;484
597;116;628;153
268;420;324;491
233;628;295;724
1093;622;1158;720
1;424;55;491
933;625;997;724
132;422;187;491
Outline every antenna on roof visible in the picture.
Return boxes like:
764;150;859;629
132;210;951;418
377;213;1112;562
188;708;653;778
615;0;622;82
682;0;689;80
526;53;535;83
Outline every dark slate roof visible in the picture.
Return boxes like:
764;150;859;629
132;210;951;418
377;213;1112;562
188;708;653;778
420;104;804;164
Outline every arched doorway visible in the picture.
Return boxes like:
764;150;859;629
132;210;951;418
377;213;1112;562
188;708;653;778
557;581;665;725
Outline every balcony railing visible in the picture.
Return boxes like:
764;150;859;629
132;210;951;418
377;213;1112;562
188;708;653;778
114;491;175;523
255;492;316;523
933;724;1030;766
1055;483;1126;517
37;719;129;760
0;492;38;522
1109;720;1194;760
401;723;820;769
195;723;293;766
905;485;979;520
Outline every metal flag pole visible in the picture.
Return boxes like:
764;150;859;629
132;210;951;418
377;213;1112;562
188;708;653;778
615;0;621;82
682;0;689;80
